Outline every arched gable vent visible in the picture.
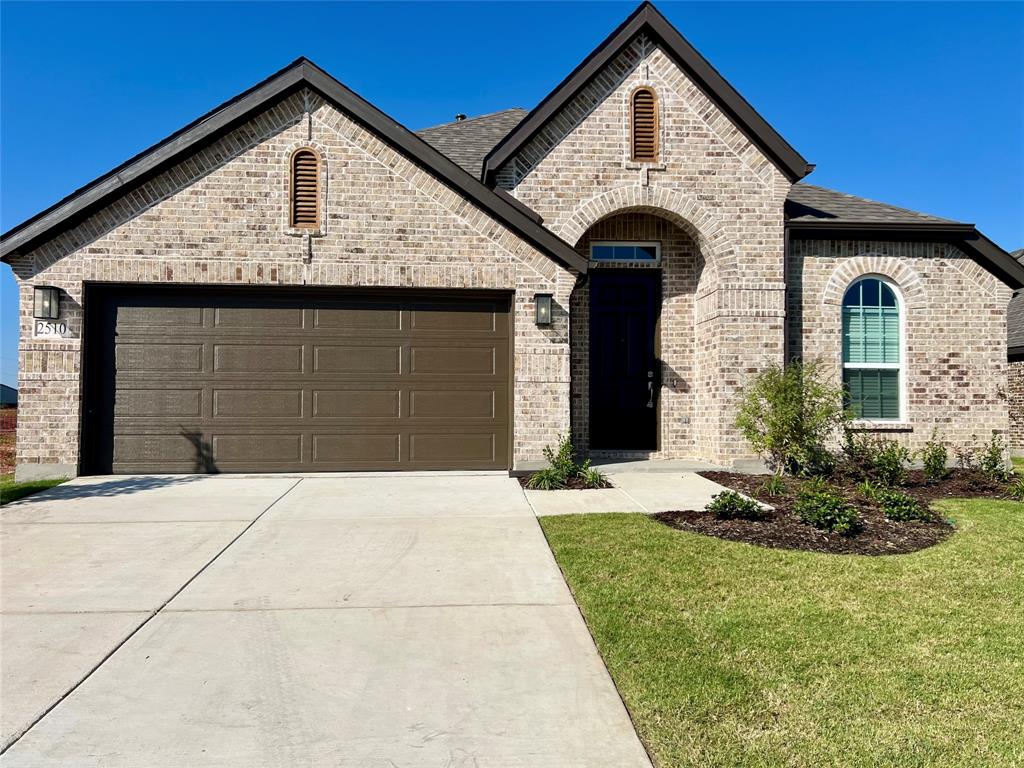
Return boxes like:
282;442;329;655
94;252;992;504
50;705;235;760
290;149;321;229
631;88;658;162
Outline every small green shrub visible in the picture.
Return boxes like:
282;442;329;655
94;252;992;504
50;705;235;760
841;431;909;485
525;468;567;490
759;475;786;497
795;484;861;535
526;434;609;490
980;432;1011;483
577;460;611;489
857;479;882;501
954;436;981;471
705;490;767;521
919;430;949;483
874;440;911;486
735;360;848;476
877;489;934;522
1007;477;1024;502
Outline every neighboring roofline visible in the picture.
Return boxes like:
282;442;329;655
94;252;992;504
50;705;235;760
481;1;812;186
787;220;1024;290
1;59;587;273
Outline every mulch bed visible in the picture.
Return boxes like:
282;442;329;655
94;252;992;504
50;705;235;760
653;469;1004;556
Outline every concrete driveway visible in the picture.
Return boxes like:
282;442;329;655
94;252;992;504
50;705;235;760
0;474;650;767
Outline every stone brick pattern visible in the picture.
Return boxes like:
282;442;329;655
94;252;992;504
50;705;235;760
497;33;790;465
1008;360;1024;453
788;239;1011;453
10;91;576;477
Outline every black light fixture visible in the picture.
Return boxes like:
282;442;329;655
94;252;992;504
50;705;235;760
534;293;553;326
33;286;60;320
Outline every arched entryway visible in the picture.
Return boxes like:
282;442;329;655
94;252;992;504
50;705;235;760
570;209;712;460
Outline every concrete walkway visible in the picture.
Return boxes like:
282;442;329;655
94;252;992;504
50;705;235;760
526;471;732;516
0;474;650;767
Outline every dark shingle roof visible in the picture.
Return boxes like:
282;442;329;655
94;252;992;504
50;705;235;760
786;183;957;225
417;109;528;178
1008;249;1024;350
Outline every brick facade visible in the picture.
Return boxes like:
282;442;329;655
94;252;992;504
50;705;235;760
788;239;1011;452
10;91;576;478
1009;360;1024;453
498;34;789;466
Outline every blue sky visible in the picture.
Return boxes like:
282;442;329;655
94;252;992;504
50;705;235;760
2;1;1022;388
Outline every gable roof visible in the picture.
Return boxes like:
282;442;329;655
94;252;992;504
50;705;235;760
0;60;586;273
481;1;812;186
418;109;528;179
786;183;1024;289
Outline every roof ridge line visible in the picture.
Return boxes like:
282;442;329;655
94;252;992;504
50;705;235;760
417;108;527;133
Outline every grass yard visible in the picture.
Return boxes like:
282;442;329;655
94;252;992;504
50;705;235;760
1;474;66;505
541;499;1024;767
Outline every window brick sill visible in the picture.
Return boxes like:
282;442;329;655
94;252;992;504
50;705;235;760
847;421;913;433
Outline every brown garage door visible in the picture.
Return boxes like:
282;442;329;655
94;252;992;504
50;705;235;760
83;287;511;473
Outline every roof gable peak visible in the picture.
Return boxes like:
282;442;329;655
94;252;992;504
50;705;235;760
481;1;812;185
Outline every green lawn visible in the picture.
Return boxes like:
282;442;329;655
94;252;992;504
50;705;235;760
541;499;1024;767
0;474;66;505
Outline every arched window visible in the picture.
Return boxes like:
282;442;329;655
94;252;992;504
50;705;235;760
290;148;321;229
842;276;902;420
630;88;658;162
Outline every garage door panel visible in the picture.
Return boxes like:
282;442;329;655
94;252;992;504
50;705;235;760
212;434;303;464
313;433;401;464
314;306;401;331
313;389;401;418
313;345;402;375
409;389;496;419
116;343;203;373
214;344;304;374
213;389;304;418
115;389;203;418
214;307;305;329
89;288;511;473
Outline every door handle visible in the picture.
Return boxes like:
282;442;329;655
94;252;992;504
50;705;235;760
646;379;654;408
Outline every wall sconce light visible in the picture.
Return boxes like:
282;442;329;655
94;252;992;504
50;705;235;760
534;293;553;326
33;286;60;320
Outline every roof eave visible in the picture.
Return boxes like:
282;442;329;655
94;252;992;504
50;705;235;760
481;1;811;186
787;220;1024;290
2;60;587;274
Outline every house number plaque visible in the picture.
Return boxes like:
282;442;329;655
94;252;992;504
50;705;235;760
33;319;71;339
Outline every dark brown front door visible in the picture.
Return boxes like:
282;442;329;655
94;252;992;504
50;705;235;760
83;286;511;473
589;270;659;450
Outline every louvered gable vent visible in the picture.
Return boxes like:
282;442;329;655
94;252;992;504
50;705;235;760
291;149;320;229
631;88;658;162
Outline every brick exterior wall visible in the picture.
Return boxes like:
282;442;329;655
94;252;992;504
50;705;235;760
497;33;789;466
1008;360;1024;453
8;35;1014;475
788;239;1012;453
9;91;576;478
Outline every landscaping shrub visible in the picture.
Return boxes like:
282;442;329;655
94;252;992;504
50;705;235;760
759;475;786;497
525;434;610;490
954;436;981;472
919;429;949;483
1008;477;1024;502
877;489;935;522
856;479;882;501
794;484;861;534
735;360;848;476
980;432;1012;483
705;490;767;521
841;431;909;485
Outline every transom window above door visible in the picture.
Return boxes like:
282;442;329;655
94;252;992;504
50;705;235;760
590;241;661;265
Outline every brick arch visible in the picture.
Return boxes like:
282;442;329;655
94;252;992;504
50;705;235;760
822;253;927;309
556;185;736;276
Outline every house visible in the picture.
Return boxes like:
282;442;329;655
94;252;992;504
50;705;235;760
1007;249;1024;454
0;384;16;408
2;2;1020;481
